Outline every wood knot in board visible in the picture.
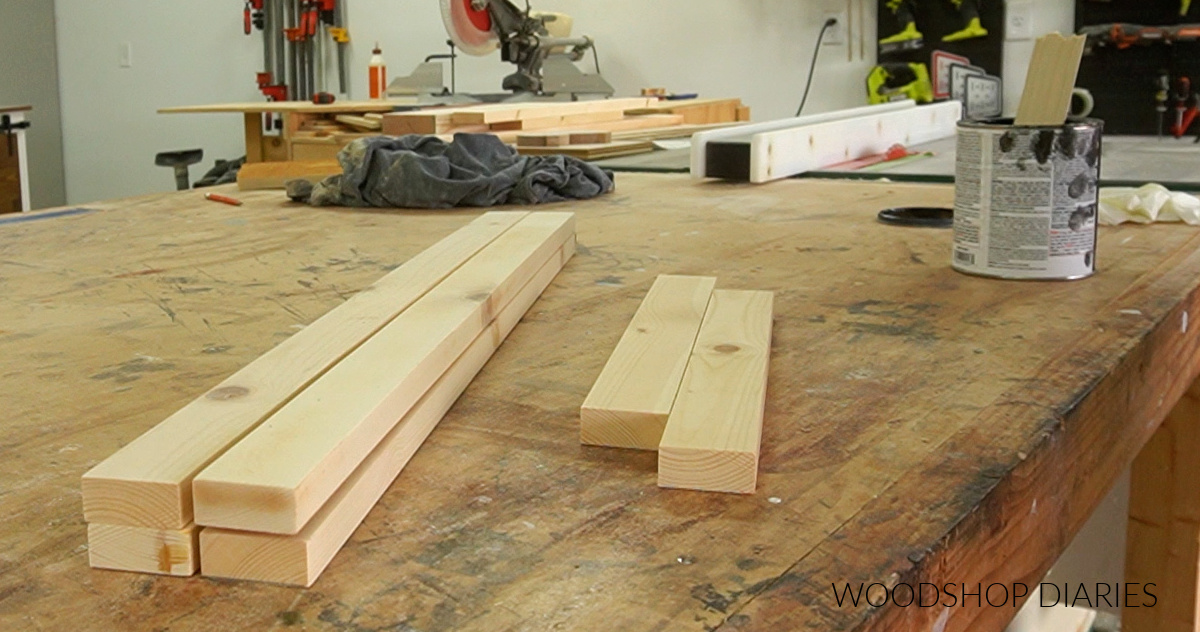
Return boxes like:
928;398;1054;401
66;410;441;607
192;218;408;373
207;386;250;401
466;291;490;303
713;344;741;354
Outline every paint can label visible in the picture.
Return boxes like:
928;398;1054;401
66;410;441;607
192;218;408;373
952;120;1102;280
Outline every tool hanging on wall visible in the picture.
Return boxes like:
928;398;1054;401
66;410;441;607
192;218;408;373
943;0;988;42
880;0;989;53
1079;23;1200;54
330;0;350;94
879;0;924;54
867;62;934;104
1156;71;1170;139
244;0;348;109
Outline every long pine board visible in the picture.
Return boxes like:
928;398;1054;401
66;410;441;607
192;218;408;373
157;101;405;115
658;290;773;494
192;212;576;534
81;212;528;529
200;238;575;586
580;276;716;450
87;523;200;576
450;98;655;126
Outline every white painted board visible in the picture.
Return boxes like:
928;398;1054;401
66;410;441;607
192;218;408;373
690;101;916;179
748;101;962;183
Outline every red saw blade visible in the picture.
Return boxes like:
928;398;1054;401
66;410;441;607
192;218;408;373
440;0;498;56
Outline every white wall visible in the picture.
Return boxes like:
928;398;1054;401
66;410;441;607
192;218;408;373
55;0;1075;204
55;2;260;204
1002;0;1075;115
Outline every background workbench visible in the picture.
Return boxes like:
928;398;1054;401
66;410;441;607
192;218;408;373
3;174;1200;631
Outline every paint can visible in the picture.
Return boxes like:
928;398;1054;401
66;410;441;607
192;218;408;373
952;118;1103;280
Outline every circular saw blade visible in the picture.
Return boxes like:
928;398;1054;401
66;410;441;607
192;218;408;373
440;0;499;56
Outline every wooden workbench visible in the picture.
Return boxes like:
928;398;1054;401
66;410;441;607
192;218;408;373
3;174;1200;631
0;104;32;213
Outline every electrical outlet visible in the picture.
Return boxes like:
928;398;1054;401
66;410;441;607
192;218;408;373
1006;1;1034;41
822;10;848;46
119;42;133;68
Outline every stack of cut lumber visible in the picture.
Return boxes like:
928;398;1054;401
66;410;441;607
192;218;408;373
242;98;751;185
383;97;658;136
239;119;754;190
82;211;576;586
580;275;774;494
383;97;748;158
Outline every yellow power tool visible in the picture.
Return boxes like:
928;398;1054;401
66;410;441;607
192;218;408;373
867;63;934;105
879;0;924;53
944;0;989;42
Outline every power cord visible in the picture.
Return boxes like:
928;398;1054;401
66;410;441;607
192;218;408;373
796;18;839;117
591;41;602;75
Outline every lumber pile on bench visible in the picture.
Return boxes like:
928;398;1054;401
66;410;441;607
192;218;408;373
382;97;748;160
240;98;752;183
581;276;774;494
82;211;575;585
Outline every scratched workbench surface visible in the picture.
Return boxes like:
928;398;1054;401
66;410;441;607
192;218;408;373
3;174;1200;632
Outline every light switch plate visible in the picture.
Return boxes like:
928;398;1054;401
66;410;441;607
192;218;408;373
1007;1;1034;41
119;42;133;68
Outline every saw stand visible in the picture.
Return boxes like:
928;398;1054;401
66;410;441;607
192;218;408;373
486;1;610;95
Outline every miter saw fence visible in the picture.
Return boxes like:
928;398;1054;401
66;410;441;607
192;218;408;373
439;0;613;96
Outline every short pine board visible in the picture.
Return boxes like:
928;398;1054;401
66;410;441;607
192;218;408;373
191;213;575;535
581;275;717;450
88;523;200;576
516;140;655;160
516;131;614;147
200;238;574;586
658;290;773;494
80;212;527;529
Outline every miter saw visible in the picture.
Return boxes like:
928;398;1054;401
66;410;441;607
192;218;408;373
437;0;614;97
